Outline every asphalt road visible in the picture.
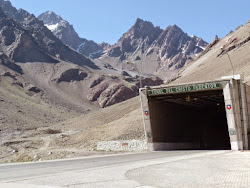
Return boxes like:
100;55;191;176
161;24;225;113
0;150;206;182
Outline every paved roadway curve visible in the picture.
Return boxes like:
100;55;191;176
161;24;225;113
0;151;204;182
2;150;248;188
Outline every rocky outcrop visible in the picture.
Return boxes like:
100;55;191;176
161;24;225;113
139;77;163;88
89;76;105;88
86;75;163;107
198;35;220;59
98;84;136;108
121;71;131;77
87;82;109;101
0;53;23;74
25;84;41;93
56;68;88;83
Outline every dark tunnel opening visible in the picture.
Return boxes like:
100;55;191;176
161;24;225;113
148;90;231;150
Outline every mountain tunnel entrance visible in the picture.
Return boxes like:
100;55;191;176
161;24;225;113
140;79;250;151
148;90;231;150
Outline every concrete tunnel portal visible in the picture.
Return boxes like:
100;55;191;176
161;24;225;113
148;90;231;150
140;79;250;151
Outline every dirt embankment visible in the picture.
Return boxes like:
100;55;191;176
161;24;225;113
174;21;250;84
0;95;143;163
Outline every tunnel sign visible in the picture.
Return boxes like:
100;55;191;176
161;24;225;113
148;82;221;96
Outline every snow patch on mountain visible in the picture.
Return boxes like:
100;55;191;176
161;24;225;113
77;42;86;52
89;50;103;58
198;45;205;50
45;23;58;31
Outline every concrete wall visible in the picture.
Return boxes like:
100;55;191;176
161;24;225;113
140;89;153;145
96;140;148;151
245;83;250;148
223;79;250;150
238;81;249;149
223;80;242;150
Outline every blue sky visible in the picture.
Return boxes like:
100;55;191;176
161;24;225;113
10;0;250;45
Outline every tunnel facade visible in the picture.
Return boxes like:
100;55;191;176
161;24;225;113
140;79;250;151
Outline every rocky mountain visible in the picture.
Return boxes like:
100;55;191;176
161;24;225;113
37;12;207;81
0;1;97;69
106;18;163;59
101;18;208;81
0;0;162;111
38;11;104;58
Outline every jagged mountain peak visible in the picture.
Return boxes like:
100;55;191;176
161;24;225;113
135;18;144;23
133;18;160;29
38;11;104;58
17;8;29;15
0;0;11;6
0;0;16;17
0;0;10;5
122;18;162;40
169;24;183;32
213;35;219;41
0;1;34;23
105;18;163;59
38;11;64;25
104;18;208;80
134;18;152;26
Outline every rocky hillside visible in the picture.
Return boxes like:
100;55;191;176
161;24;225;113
38;11;104;58
0;0;162;112
173;19;250;84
